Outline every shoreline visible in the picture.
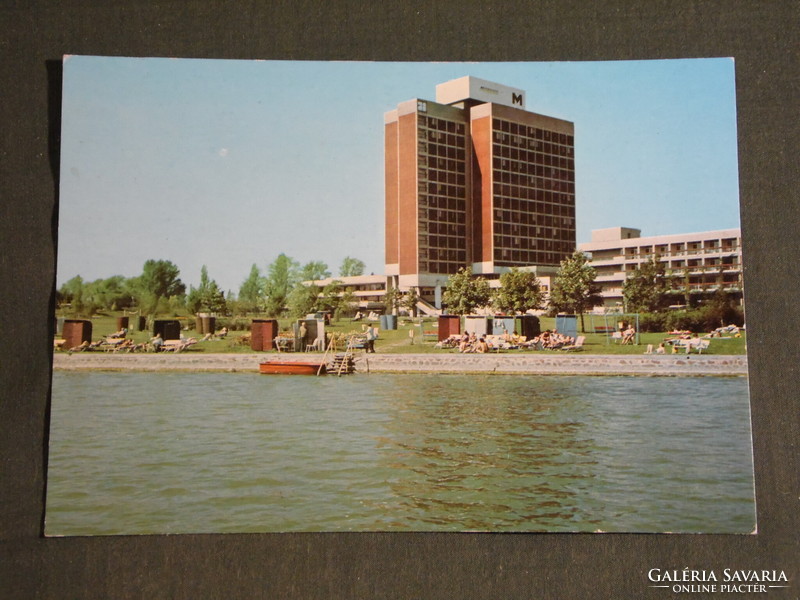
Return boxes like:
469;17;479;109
52;352;748;377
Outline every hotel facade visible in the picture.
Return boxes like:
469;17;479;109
578;227;744;310
312;78;744;316
384;76;575;305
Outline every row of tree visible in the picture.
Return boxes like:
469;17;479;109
620;255;741;312
437;251;601;330
59;250;738;327
436;251;741;332
57;255;367;318
620;255;744;331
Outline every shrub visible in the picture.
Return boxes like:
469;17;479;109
664;310;702;332
233;318;250;331
657;303;744;334
637;312;668;333
215;317;251;331
699;301;744;330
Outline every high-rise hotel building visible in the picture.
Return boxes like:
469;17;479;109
385;76;575;302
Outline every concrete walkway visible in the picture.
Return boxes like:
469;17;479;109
355;353;747;376
52;352;748;376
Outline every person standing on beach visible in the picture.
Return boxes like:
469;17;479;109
299;322;308;351
365;325;377;353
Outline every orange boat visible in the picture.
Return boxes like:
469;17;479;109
259;361;327;375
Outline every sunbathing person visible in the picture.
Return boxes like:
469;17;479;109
111;338;135;352
476;336;490;353
645;341;666;355
176;336;198;352
553;332;573;349
711;324;740;337
457;333;470;353
621;326;636;345
456;331;469;352
524;334;543;350
459;333;479;353
540;330;567;349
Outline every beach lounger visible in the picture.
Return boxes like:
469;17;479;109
561;336;585;351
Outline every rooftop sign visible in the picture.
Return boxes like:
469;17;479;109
435;76;525;109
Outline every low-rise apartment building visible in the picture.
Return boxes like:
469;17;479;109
307;275;388;311
578;227;743;309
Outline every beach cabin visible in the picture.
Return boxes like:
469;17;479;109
250;319;279;351
492;316;516;336
153;319;181;341
196;314;217;335
437;315;461;341
62;319;92;349
464;316;492;338
295;318;326;352
555;314;578;339
517;314;541;339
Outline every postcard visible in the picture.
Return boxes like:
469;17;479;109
47;56;753;535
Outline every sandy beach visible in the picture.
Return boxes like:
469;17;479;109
52;352;748;376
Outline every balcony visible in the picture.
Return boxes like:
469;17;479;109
595;274;624;283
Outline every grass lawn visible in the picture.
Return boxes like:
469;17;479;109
55;312;747;356
366;317;747;356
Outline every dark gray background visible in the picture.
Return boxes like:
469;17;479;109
1;2;797;598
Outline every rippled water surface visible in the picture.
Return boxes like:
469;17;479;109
46;372;755;534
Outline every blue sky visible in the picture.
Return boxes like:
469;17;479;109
57;57;740;293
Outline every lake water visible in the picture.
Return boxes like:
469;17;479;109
45;372;755;535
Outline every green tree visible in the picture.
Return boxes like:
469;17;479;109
384;286;401;315
299;261;331;282
138;259;186;299
442;267;492;315
703;289;742;329
287;283;319;318
318;279;346;315
494;268;544;314
337;287;357;319
238;264;266;312
669;266;694;308
186;265;227;314
58;275;85;313
167;294;185;316
264;253;300;317
83;275;136;312
339;256;366;277
622;255;667;313
129;259;185;314
402;287;420;317
549;251;602;331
